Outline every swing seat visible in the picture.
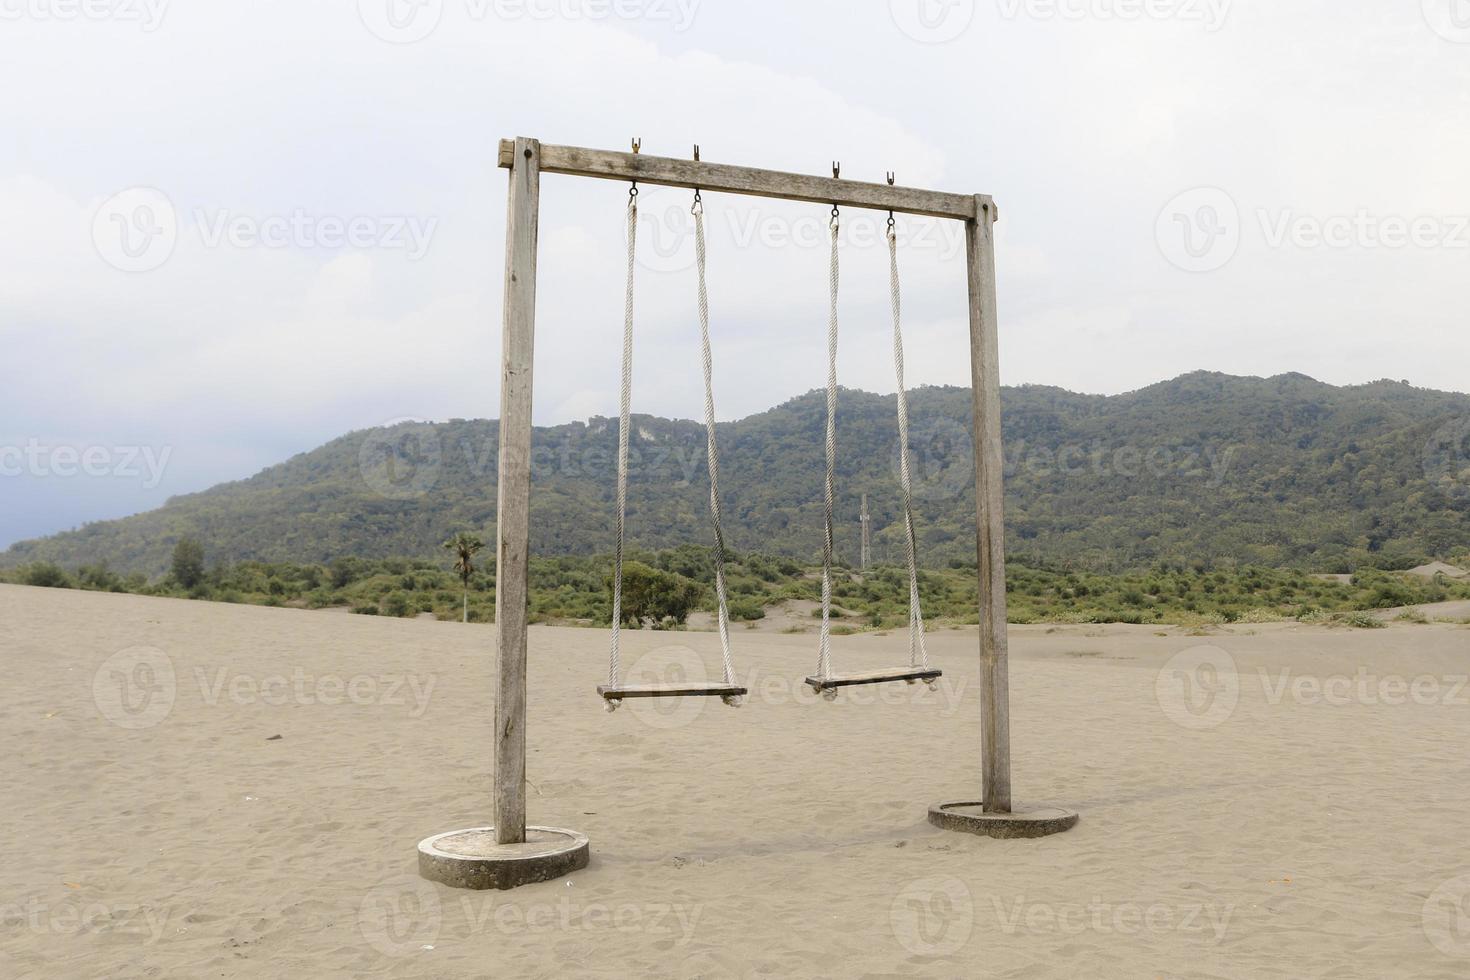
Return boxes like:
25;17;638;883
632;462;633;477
804;667;942;692
598;682;748;701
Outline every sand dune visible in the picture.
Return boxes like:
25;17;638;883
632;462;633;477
3;583;1469;978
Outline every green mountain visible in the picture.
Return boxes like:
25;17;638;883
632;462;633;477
6;372;1469;575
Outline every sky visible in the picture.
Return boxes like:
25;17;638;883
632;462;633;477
2;0;1469;548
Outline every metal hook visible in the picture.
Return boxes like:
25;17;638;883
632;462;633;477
886;171;895;186
631;137;641;153
832;161;841;180
693;144;700;162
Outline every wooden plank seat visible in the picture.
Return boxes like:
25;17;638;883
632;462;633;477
597;683;748;701
804;668;942;693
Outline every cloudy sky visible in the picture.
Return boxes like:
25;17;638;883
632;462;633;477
2;0;1468;548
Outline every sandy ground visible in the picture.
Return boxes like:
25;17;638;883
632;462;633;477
3;583;1470;979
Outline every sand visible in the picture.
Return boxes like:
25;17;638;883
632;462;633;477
3;583;1470;978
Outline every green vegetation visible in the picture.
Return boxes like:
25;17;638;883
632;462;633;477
4;373;1470;577
4;546;1466;629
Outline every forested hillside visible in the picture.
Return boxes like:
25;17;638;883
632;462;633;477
5;372;1469;574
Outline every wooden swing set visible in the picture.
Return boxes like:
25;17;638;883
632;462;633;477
416;136;1074;892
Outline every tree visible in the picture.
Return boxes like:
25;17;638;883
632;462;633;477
610;561;703;628
171;538;205;590
444;532;485;623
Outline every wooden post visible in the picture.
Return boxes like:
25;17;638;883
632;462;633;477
494;137;540;845
966;196;1012;814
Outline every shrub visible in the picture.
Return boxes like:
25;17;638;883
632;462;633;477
171;538;206;589
23;562;72;589
728;599;766;621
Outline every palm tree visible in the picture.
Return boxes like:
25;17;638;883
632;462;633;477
443;532;485;623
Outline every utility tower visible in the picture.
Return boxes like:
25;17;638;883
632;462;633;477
860;493;871;570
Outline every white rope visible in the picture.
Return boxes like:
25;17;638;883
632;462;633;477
692;195;739;698
816;211;839;683
608;191;637;688
888;222;929;670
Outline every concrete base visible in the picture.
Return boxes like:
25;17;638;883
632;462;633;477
418;826;589;890
928;801;1079;839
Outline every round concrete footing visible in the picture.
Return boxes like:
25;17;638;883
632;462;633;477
928;801;1079;839
418;826;589;890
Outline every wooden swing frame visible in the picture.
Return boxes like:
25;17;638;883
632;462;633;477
491;137;1014;846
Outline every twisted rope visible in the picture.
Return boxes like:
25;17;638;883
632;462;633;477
608;192;637;687
816;212;839;682
692;197;738;692
888;223;929;670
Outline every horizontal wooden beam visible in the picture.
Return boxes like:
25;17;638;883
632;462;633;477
498;139;987;222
